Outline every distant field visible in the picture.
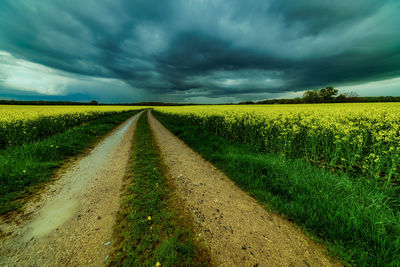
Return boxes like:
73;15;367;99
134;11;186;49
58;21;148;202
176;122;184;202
0;105;146;148
0;105;146;122
155;103;400;181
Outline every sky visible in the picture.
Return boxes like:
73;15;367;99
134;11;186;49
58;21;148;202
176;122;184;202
0;0;399;103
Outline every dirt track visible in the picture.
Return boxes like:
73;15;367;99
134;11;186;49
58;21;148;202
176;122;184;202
0;110;341;266
148;111;341;267
0;112;141;267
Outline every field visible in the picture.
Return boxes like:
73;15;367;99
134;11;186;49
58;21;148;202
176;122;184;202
155;103;400;182
0;105;146;148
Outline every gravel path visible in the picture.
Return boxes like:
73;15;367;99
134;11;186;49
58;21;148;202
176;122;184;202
0;112;142;267
148;111;341;267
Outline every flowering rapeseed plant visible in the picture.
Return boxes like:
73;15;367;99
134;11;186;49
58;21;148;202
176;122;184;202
155;103;400;180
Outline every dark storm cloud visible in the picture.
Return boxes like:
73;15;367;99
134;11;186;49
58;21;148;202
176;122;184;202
0;0;399;102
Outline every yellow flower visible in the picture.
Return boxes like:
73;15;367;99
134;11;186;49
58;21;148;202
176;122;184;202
156;262;161;267
148;216;152;221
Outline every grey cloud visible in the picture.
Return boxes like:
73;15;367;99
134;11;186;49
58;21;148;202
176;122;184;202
0;0;399;102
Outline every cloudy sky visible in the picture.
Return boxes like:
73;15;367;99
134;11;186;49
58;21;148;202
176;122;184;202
0;0;399;103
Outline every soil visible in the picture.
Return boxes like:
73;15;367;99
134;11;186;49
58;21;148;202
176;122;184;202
0;112;142;267
148;111;342;267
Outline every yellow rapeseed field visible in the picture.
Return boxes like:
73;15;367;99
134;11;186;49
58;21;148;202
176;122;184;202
0;105;145;122
155;103;400;180
0;105;146;148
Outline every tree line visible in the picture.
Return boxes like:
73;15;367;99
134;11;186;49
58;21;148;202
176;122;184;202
1;86;400;105
0;100;197;106
240;87;400;105
0;100;101;105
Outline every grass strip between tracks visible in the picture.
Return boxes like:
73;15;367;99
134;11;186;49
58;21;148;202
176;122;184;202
154;111;400;267
109;112;210;266
0;111;141;215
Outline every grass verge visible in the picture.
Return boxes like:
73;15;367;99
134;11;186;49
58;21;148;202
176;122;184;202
0;110;141;215
109;112;210;266
154;111;400;267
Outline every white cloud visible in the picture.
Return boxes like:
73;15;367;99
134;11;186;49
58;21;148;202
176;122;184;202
0;51;146;102
0;51;72;95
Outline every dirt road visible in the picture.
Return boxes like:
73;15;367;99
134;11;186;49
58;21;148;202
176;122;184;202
148;111;341;267
0;112;142;267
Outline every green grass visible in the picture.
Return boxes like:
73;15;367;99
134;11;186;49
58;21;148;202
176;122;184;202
0;111;141;214
109;112;210;266
154;111;400;267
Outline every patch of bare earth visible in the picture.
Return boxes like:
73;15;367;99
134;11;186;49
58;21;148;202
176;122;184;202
0;112;142;267
148;111;342;267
